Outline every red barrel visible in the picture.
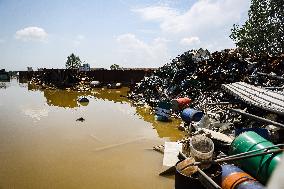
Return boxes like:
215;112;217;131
221;164;264;189
172;97;191;110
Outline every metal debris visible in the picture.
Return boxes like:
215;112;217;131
196;128;233;144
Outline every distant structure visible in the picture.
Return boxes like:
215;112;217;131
79;63;90;72
0;69;10;81
27;67;33;71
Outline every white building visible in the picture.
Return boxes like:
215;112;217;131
79;63;90;72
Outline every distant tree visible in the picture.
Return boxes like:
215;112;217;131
110;64;120;70
65;53;82;69
230;0;284;56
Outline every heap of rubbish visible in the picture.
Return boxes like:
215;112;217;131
128;48;284;135
129;48;284;106
129;48;284;188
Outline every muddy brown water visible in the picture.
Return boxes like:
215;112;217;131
0;79;185;189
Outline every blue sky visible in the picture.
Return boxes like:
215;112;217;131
0;0;250;71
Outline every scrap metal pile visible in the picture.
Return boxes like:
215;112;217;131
129;48;284;135
128;48;284;107
143;49;284;188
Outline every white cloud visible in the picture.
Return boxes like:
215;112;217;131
133;0;250;51
0;39;5;44
15;26;48;42
116;33;170;67
22;108;49;121
132;6;178;22
180;36;200;46
134;0;249;34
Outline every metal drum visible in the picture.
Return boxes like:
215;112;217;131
181;108;204;123
221;164;264;189
230;131;282;184
171;97;191;111
155;101;171;122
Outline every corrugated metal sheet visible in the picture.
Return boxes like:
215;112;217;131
222;82;284;115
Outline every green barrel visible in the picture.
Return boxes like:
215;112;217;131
229;131;282;184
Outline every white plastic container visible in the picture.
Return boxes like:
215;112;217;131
190;135;214;169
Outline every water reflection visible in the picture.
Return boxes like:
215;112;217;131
92;88;130;103
45;90;90;108
22;108;49;121
135;106;185;141
26;82;184;140
27;83;130;108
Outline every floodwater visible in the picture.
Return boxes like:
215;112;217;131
0;79;185;189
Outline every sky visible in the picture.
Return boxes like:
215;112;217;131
0;0;250;71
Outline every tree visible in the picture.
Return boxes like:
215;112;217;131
230;0;284;56
110;64;120;70
65;53;82;69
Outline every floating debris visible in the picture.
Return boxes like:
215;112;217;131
76;117;85;122
78;97;89;103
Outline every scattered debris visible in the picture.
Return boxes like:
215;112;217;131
196;128;233;144
129;49;284;107
78;97;89;103
76;117;85;122
163;142;183;167
142;48;284;188
90;81;102;88
106;83;122;89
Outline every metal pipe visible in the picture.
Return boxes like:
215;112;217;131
217;144;284;160
265;86;284;90
197;167;222;189
215;149;283;164
230;109;284;128
181;149;284;169
207;102;233;105
257;72;284;81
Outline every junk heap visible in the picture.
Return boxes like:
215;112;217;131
129;48;284;106
132;48;284;188
128;48;284;133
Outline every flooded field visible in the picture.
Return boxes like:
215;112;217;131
0;79;185;189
